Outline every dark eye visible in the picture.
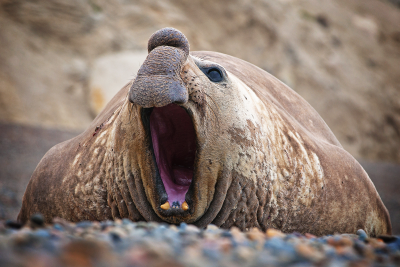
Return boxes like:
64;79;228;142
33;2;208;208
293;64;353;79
206;68;223;82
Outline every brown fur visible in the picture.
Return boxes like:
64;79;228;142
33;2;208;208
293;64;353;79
18;28;391;236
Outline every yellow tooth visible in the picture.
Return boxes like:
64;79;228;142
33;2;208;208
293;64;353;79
182;201;189;211
160;202;170;210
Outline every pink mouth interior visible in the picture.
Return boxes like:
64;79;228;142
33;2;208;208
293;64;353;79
150;104;196;206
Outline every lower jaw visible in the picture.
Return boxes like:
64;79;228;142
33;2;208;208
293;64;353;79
155;168;195;218
158;165;193;209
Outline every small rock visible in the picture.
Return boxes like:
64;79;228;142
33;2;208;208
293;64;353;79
5;220;23;230
230;227;246;243
184;244;202;259
305;233;317;239
341;237;354;247
368;238;386;249
76;221;92;229
327;236;353;248
30;213;45;228
236;246;255;261
52;217;74;231
221;230;233;238
377;235;398;244
185;224;200;234
205;224;219;231
100;220;114;230
247;227;265;241
136;221;148;229
296;243;324;262
356;229;368;241
335;245;356;257
352;15;379;41
247;228;265;250
291;232;303;238
179;222;188;231
218;237;232;254
169;225;178;232
146;222;160;231
109;232;122;243
122;218;132;225
53;223;64;231
91;221;101;231
264;237;287;251
202;245;220;261
33;229;51;238
266;228;285;238
353;240;367;255
316;14;329;28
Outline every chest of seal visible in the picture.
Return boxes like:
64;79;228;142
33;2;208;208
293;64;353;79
18;28;391;237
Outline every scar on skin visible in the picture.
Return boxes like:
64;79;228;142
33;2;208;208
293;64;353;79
72;153;82;166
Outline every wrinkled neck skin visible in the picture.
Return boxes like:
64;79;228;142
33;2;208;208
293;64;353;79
100;56;325;231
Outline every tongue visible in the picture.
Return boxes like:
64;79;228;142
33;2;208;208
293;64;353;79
150;104;196;206
172;166;193;186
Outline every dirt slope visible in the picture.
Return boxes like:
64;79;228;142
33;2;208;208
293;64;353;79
0;0;399;162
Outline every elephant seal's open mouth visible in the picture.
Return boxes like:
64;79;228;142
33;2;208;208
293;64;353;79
142;104;197;215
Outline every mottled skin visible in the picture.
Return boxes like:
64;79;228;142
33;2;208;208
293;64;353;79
18;28;391;236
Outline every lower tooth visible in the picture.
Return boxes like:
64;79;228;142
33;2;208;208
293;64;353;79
160;202;170;210
182;201;189;211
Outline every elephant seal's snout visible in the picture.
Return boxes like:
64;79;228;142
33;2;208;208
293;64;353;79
129;28;190;108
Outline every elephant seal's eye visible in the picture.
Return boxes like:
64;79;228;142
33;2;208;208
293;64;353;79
206;68;223;82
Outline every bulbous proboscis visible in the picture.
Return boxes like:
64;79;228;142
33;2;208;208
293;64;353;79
129;28;190;108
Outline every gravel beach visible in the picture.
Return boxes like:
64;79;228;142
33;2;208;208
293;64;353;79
1;215;399;267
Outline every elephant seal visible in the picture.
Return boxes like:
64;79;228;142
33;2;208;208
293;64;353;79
18;28;391;236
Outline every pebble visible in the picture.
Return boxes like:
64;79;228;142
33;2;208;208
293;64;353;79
30;213;45;227
357;229;368;241
76;221;92;229
296;243;324;262
305;233;316;239
0;217;398;267
246;227;264;241
266;228;286;238
5;220;22;230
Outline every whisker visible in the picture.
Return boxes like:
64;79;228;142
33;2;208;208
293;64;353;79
204;92;220;112
187;73;220;126
129;102;134;121
205;100;220;127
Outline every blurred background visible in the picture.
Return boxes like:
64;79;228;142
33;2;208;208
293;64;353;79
0;0;399;233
